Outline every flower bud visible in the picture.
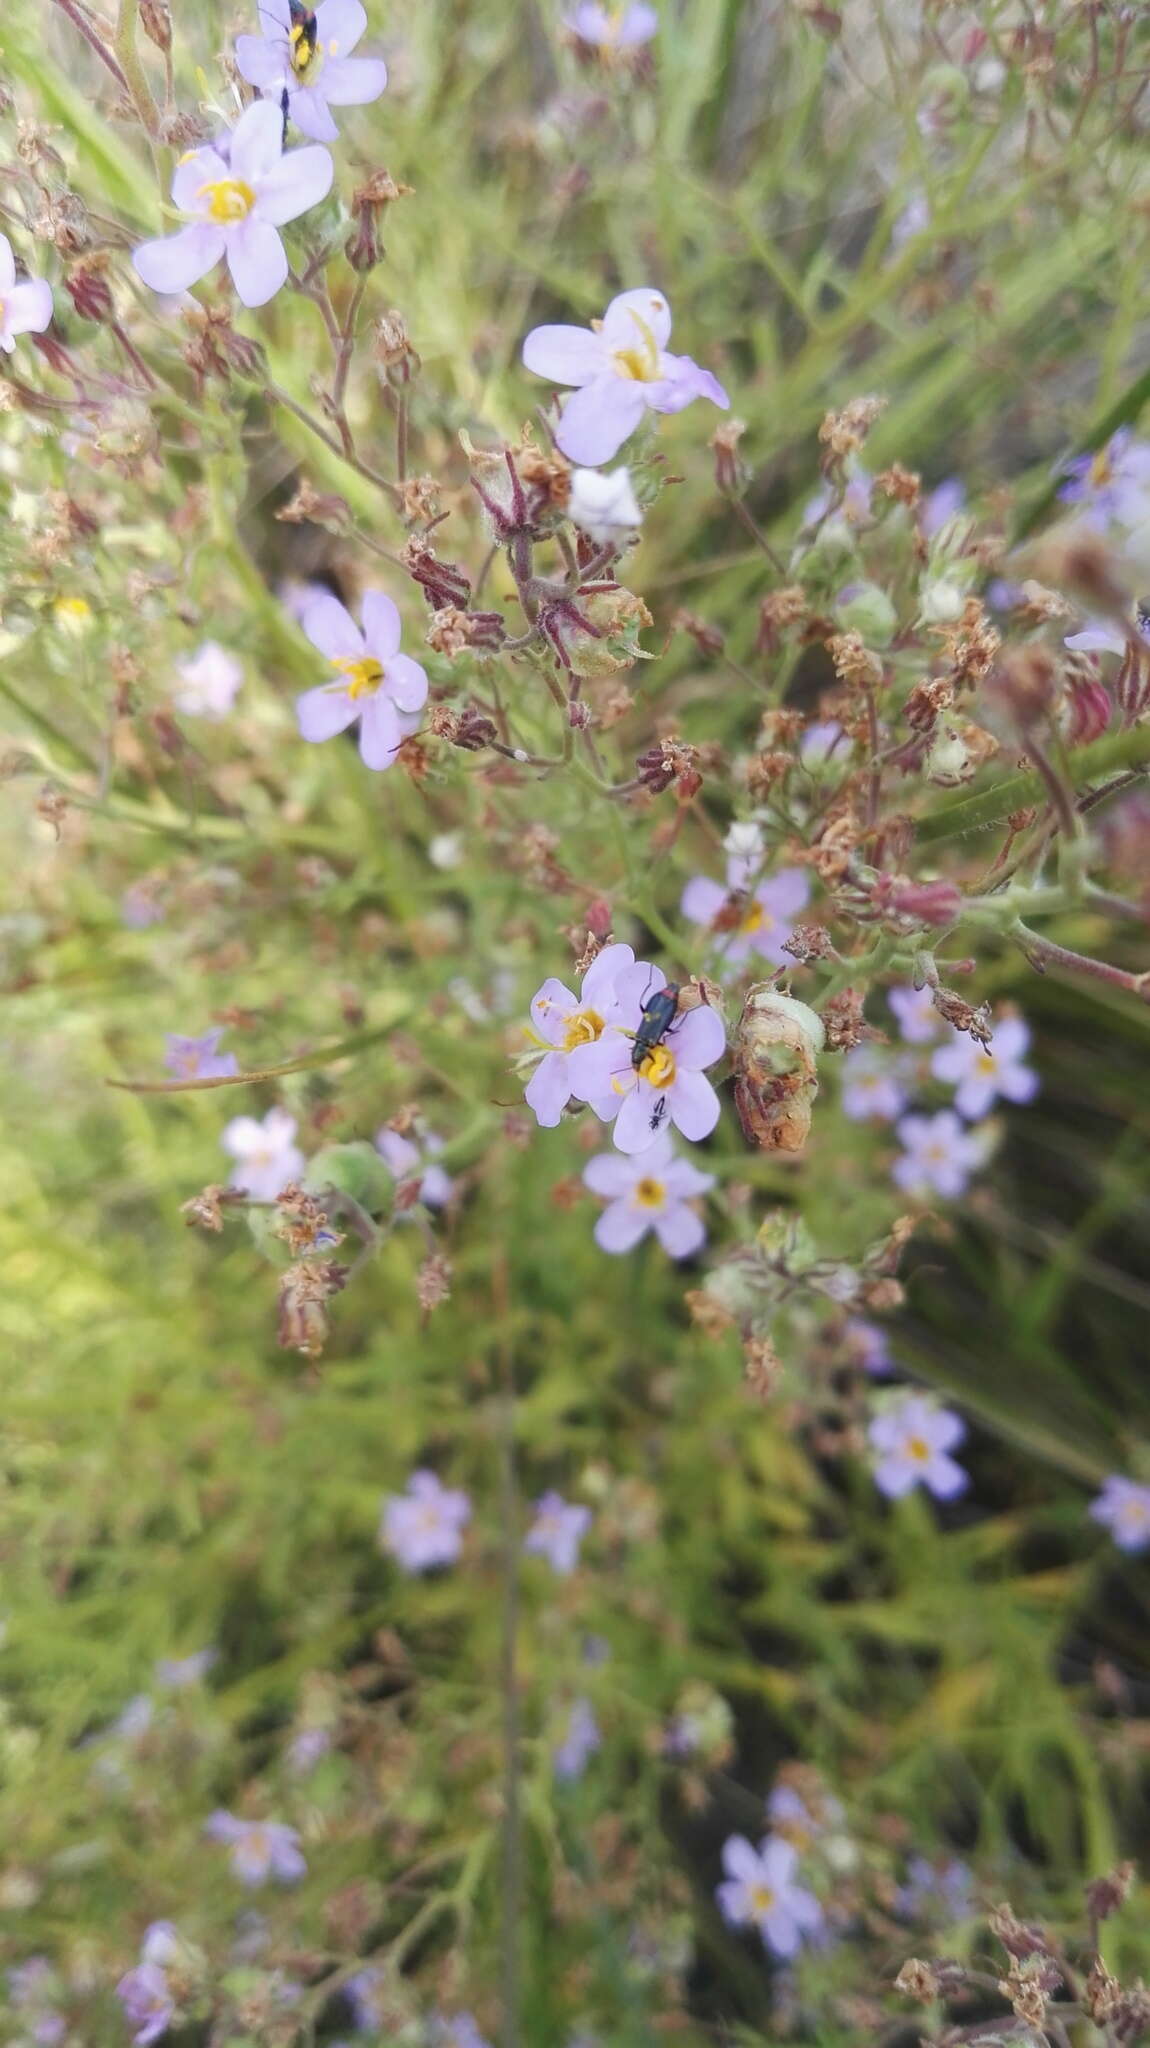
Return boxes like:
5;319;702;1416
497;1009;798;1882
139;0;171;49
1064;671;1112;747
710;416;748;493
918;577;966;625
732;986;824;1153
568;465;642;547
65;252;113;323
401;537;472;611
834;580;897;645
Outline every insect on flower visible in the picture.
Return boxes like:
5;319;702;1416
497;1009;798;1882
630;978;681;1070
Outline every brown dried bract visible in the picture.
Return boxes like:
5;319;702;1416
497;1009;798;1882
732;986;824;1153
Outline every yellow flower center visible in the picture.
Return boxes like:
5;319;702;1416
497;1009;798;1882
290;19;317;73
199;177;256;224
562;1007;604;1052
907;1435;931;1462
334;655;385;699
612;308;662;383
1090;447;1114;487
976;1051;997;1076
634;1176;665;1209
639;1043;676;1090
749;1883;776;1915
741;900;772;935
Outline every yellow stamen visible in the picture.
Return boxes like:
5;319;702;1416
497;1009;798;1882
749;1884;776;1915
639;1043;676;1090
907;1435;931;1462
634;1176;666;1209
334;655;384;699
198;177;256;224
561;1007;604;1052
976;1051;997;1075
613;308;662;384
741;900;774;935
289;20;316;73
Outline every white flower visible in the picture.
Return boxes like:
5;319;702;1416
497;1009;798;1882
222;1108;304;1202
567;466;643;546
722;819;765;865
174;642;244;720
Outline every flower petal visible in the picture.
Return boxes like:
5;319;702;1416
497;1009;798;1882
357;694;403;770
521;321;607;387
668;1067;721;1142
613;1079;666;1154
670;1004;726;1070
286;85;341;141
384;651;428;714
171;146;230;213
555;377;647;465
315;0;366;51
647;351;729;414
524;1052;570;1127
301;592;363;661
225;218;287;308
254;143;334;225
296;682;359;742
359;588;402;659
594;1199;650;1253
133;223;224;295
582;1152;635;1198
565;1035;631;1102
680;875;727;926
234;33;291;89
256;0;292;31
318;52;388;103
600;287;673;352
652;1202;705;1259
229;97;286;184
4;278;53;337
581;940;636;1007
0;234;15;292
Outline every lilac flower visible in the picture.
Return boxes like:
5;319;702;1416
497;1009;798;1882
345;1964;386;2031
522;287;728;466
804;464;872;528
920;477;966;537
9;1958;66;2043
843;1317;893;1378
376;1126;453;1207
564;2;658;46
287;1723;333;1773
164;1031;239;1082
236;0;388;142
121;882;165;929
173;642;243;720
1089;1475;1150;1554
554;1697;601;1781
869;1395;968;1500
204;1812;307;1886
524;1491;592;1574
892;1111;983;1200
840;1045;909;1124
132;101;333;309
155;1647;217;1688
429;2016;493;2048
895;1855;974;1923
716;1835;824;1959
0;234;53;353
583;1131;713;1255
139;1923;188;1970
888;983;942;1044
380;1470;471;1573
1058;429;1150;528
567;465;643;546
930;1014;1038;1120
222;1107;304;1202
767;1781;844;1847
681;860;810;968
570;978;726;1154
523;941;641;1126
1065;621;1129;657
799;720;846;769
296;590;428;771
116;1963;174;2047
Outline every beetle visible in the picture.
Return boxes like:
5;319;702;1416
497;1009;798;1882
630;980;682;1071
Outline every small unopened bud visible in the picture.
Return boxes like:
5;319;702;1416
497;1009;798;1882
992;644;1058;729
710;416;748;492
275;479;351;531
635;735;700;798
139;0;171;50
835;581;897;645
65;252;114;323
278;1259;348;1358
1064;670;1112;747
568;698;591;729
820;986;867;1050
1085;1960;1122;2023
372;309;420;383
452;704;498;751
932;986;992;1044
756;585;807;654
345;211;382;273
894;1959;939;2002
1085;1860;1136;1923
181;1184;244;1232
402;538;471;611
879;875;964;927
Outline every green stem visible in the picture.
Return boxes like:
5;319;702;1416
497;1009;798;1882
916;726;1150;846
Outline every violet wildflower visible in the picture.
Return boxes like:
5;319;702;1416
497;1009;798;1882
681;859;810;968
583;1131;713;1255
295;590;428;771
1058;428;1150;528
375;1126;454;1207
840;1045;909;1124
173;642;243;720
164;1031;239;1082
1089;1475;1150;1554
567;465;643;546
236;0;387;143
121;882;165;929
429;2016;493;2048
920;476;966;537
888;984;941;1045
564;1;658;47
804;465;872;529
9;1960;65;2045
154;1647;217;1688
554;1697;601;1781
522;941;641;1126
843;1317;893;1378
0;233;53;353
116;1963;174;2047
380;1470;471;1573
132;100;333;309
222;1107;304;1202
571;976;726;1154
716;1835;824;1959
930;1014;1038;1120
1065;622;1128;657
895;1855;974;1923
892;1110;983;1200
798;720;847;769
287;1723;333;1773
345;1964;385;2030
522;287;728;466
204;1812;307;1886
524;1491;592;1574
869;1395;968;1501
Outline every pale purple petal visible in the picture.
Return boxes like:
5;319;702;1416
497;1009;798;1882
360;589;402;660
581;940;637;1007
302;593;363;661
170;146;230;211
420;1164;453;1207
0;235;14;292
874;1453;920;1498
663;1156;715;1200
296;682;358;742
927;1452;969;1500
254;143;335;225
600;287;673;352
234;33;291;88
228;98;286;184
133;223;224;294
284;85;339;141
652;1202;706;1259
999;1063;1039;1105
668;1067;721;1142
555;377;648;465
314;0;367;50
530;977;579;1041
525;1052;571;1127
225;218;288;308
4;278;53;337
566;1035;631;1102
646;352;730;414
990;1016;1030;1061
680;876;727;926
385;651;429;713
721;1836;762;1884
612;1079;663;1153
762;1907;802;1958
522;322;607;387
716;1878;749;1926
318;53;388;103
670;1004;725;1070
582;1152;635;1198
357;693;403;769
594;1200;651;1253
376;1129;420;1176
